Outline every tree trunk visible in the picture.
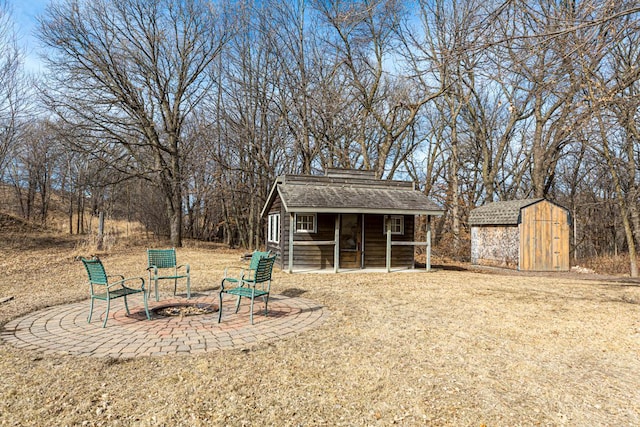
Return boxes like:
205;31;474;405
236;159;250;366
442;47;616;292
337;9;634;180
166;179;183;248
597;113;638;277
97;212;104;251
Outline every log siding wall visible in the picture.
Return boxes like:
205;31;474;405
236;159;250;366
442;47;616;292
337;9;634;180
289;213;336;269
364;215;414;268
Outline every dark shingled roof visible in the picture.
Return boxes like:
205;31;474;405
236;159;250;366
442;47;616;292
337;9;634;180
469;198;545;225
261;170;444;216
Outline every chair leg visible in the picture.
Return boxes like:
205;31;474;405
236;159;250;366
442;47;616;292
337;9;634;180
249;296;255;325
155;279;160;302
142;291;150;320
123;295;131;315
217;292;224;323
87;298;94;323
234;296;242;313
102;298;111;328
186;275;191;299
173;278;177;296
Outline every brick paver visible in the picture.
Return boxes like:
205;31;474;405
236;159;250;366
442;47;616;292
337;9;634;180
0;292;328;359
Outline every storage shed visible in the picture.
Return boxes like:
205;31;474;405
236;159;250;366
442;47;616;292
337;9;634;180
469;198;570;271
261;169;444;273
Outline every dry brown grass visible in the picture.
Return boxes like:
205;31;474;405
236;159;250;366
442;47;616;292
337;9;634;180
1;230;640;426
580;254;639;276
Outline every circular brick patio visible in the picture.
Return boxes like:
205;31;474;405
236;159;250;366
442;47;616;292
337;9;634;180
0;293;328;358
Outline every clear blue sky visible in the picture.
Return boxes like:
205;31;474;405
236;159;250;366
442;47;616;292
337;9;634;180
11;0;48;73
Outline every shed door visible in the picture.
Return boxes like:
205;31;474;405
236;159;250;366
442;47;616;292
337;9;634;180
520;202;569;271
339;214;362;269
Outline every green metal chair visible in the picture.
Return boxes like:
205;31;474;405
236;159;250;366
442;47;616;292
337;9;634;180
81;257;150;328
218;254;277;325
146;248;191;301
220;250;270;289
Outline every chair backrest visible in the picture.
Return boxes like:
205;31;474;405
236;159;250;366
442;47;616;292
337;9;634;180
147;248;177;269
248;250;271;270
253;255;276;284
82;257;108;285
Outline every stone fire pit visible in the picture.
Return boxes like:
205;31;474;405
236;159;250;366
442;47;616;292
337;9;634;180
152;303;217;317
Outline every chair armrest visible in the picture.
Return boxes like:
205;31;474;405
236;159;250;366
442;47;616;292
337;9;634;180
221;267;248;291
107;274;125;281
241;268;257;282
240;278;255;288
240;274;266;290
222;266;244;278
176;264;190;273
107;276;145;291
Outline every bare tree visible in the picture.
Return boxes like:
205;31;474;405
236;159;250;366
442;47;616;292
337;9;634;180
0;0;27;179
208;2;289;248
576;3;640;276
39;0;230;246
313;0;443;178
606;27;640;249
262;0;316;174
493;2;583;197
7;120;62;224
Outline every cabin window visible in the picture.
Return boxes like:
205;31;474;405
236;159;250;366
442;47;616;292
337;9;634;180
384;215;404;235
295;213;316;233
268;213;280;243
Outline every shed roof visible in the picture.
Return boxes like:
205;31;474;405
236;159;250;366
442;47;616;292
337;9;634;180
468;198;545;225
261;170;444;217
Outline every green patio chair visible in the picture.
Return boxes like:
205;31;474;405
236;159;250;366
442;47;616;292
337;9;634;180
146;248;191;301
220;250;271;290
218;254;277;325
218;250;270;315
81;257;150;328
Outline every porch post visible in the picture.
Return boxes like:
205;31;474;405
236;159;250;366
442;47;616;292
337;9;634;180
361;213;365;268
386;228;391;273
334;215;340;273
288;212;294;273
426;215;432;271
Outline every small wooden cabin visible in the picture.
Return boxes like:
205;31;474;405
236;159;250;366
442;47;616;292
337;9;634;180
469;198;570;271
261;169;444;273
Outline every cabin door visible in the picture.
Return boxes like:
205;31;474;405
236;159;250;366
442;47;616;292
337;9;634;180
339;214;362;269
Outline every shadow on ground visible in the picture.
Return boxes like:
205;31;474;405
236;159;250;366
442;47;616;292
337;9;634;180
280;288;307;297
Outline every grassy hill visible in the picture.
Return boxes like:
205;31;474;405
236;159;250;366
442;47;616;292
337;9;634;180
0;211;46;233
0;182;153;251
